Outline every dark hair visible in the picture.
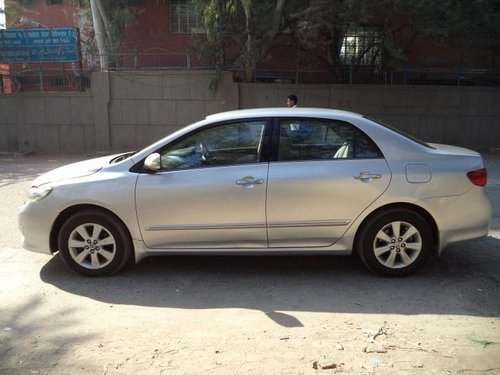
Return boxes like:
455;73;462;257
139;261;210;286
287;94;298;104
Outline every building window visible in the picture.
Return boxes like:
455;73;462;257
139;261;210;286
340;28;382;66
47;0;63;5
20;0;36;6
170;0;202;34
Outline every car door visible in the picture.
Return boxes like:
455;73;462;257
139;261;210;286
135;119;269;249
266;117;391;247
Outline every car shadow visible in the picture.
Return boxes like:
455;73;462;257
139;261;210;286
40;235;500;326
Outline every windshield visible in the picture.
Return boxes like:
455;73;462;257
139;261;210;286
365;116;435;149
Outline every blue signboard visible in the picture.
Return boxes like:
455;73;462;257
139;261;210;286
0;28;79;63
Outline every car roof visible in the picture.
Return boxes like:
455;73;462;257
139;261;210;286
205;107;364;122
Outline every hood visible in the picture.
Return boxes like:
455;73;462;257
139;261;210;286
33;154;123;187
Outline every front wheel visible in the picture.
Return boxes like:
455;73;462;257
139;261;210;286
356;209;433;276
57;209;133;276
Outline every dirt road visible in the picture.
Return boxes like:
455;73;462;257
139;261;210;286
1;154;499;374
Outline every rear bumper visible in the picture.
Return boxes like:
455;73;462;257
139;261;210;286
428;189;492;252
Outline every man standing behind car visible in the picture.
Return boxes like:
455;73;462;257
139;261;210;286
286;94;298;107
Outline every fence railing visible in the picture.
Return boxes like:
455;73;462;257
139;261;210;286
87;51;193;71
1;68;91;93
1;50;499;93
252;66;500;86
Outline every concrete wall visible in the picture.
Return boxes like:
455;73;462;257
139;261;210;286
106;71;237;152
0;71;499;154
0;91;95;154
0;71;238;154
239;84;500;151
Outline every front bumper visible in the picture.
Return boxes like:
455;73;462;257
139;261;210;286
17;201;57;255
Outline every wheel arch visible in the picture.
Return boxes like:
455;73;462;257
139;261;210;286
353;203;439;256
49;204;132;254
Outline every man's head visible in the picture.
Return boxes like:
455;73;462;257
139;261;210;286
286;94;298;107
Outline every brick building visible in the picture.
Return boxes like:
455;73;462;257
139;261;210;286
1;0;498;91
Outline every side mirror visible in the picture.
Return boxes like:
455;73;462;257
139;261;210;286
144;153;161;171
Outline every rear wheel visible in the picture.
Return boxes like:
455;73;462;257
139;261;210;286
356;208;432;276
58;209;132;276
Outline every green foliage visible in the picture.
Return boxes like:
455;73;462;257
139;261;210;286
193;0;302;89
288;0;390;78
389;0;500;68
4;0;24;27
192;0;241;94
193;0;500;86
392;0;500;48
80;0;139;51
101;0;139;41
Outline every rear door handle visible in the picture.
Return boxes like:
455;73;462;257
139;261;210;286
354;171;382;182
236;176;264;187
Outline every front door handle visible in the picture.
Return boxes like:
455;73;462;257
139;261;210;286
354;171;382;182
236;176;264;187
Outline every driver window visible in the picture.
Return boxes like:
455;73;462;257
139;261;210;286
159;120;266;170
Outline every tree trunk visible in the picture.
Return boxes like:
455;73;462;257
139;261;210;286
90;0;115;69
94;0;114;52
240;0;256;82
90;0;108;69
271;0;286;37
259;0;286;58
240;0;287;82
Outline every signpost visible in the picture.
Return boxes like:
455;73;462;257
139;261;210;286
0;28;79;63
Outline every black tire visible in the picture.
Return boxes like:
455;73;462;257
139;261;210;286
57;209;133;276
356;208;433;276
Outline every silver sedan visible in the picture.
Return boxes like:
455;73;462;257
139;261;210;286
18;108;492;276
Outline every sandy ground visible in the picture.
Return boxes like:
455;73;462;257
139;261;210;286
0;154;499;375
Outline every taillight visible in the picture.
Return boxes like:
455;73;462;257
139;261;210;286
467;168;487;186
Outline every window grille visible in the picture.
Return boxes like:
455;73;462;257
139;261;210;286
340;28;382;66
20;0;36;6
169;0;202;34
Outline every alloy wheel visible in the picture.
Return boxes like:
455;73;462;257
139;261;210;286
372;221;422;269
67;223;117;270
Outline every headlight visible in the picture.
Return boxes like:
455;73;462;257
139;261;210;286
26;186;53;202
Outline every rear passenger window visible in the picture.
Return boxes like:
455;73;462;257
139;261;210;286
278;118;382;161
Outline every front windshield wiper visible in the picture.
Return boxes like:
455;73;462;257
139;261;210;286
110;152;136;164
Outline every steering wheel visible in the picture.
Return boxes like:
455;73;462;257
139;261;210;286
199;140;210;163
